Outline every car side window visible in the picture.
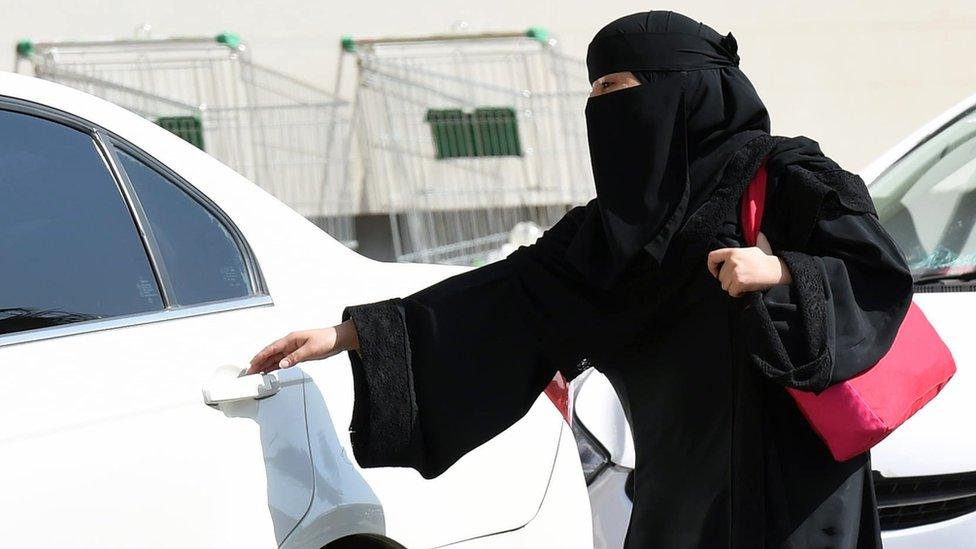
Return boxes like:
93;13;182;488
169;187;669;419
114;147;252;305
0;109;164;336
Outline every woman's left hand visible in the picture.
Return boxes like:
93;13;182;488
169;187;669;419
706;231;792;297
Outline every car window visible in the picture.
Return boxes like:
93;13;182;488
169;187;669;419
870;108;976;277
0;109;164;336
114;147;252;305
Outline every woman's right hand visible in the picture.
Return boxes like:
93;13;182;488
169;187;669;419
247;319;360;375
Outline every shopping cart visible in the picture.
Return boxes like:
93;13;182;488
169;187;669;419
340;27;593;265
16;32;357;248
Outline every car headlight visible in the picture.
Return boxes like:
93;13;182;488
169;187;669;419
571;411;611;485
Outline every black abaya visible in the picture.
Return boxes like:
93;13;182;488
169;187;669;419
342;133;914;548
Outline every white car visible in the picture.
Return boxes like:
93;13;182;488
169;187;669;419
0;71;591;549
575;92;976;549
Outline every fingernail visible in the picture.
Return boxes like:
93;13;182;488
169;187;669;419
279;359;289;368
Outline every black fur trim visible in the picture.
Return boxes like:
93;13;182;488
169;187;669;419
342;298;426;470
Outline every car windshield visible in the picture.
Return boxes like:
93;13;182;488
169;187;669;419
870;107;976;281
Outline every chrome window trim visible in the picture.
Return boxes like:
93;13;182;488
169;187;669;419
0;295;273;348
106;135;269;297
0;95;273;345
92;127;176;305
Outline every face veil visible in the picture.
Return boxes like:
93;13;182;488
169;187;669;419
566;10;773;290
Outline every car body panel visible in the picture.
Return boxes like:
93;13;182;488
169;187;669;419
881;510;976;549
585;465;631;549
574;369;634;469
0;71;582;547
298;334;566;548
435;422;593;549
870;292;976;478
0;305;312;547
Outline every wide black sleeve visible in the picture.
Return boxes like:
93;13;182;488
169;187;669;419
739;209;915;394
342;206;648;479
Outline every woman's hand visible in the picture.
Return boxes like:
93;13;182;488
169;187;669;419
706;231;792;297
247;319;360;375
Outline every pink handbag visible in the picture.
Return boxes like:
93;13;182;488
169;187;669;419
740;158;957;461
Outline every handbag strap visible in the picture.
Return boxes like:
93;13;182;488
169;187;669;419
740;157;769;247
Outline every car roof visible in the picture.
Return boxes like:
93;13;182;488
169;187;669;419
0;70;272;213
0;71;186;145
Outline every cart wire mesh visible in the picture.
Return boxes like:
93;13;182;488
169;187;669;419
16;33;357;248
342;28;594;265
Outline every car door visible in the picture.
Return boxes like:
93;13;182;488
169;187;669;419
0;103;314;547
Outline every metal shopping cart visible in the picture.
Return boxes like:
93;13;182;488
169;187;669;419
340;27;593;265
16;32;357;248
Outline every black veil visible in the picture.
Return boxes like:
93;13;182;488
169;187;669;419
566;10;774;289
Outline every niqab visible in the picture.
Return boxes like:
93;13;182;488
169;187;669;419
567;11;773;289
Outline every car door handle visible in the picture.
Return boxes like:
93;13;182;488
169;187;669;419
202;364;280;406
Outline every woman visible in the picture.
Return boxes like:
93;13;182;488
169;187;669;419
249;10;914;548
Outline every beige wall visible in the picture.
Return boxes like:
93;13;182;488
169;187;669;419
2;0;973;171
